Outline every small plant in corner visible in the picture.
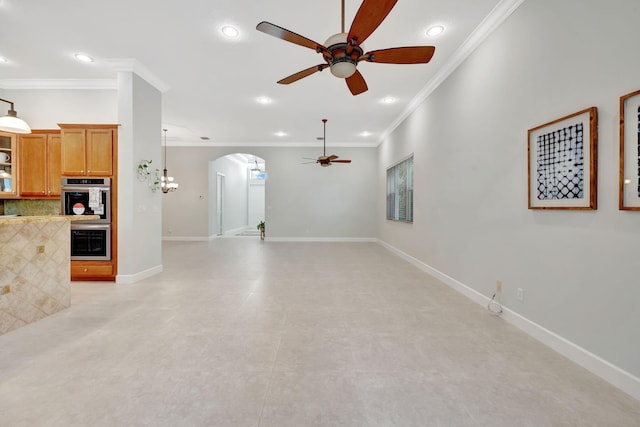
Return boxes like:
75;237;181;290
257;221;265;240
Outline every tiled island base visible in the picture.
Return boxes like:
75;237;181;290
0;216;71;335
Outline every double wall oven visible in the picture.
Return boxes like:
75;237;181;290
61;178;112;261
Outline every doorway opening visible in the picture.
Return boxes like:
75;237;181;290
216;173;225;236
210;154;265;237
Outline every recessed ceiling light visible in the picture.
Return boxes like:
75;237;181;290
426;25;445;37
221;25;239;38
74;53;94;63
256;96;272;105
381;96;396;105
0;56;7;64
359;131;372;137
275;131;287;137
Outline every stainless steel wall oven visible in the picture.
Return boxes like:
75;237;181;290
70;224;111;260
61;178;111;223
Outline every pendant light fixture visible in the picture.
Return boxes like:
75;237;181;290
161;128;179;193
0;98;32;134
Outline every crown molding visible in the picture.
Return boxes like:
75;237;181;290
0;79;117;90
0;58;170;93
378;0;526;145
167;140;379;148
103;59;170;93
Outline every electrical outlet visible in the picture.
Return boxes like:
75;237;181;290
516;288;524;301
496;280;502;292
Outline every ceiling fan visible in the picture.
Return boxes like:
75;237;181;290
303;119;352;167
256;0;436;95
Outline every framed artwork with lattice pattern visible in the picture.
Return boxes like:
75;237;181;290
528;107;598;210
619;90;640;210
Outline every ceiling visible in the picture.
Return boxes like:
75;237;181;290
0;0;508;147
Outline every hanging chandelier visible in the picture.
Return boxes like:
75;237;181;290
161;128;179;193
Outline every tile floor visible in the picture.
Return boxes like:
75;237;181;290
0;239;639;426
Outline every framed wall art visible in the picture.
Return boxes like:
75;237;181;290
528;107;598;210
619;89;640;210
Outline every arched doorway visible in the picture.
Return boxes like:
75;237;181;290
210;153;265;237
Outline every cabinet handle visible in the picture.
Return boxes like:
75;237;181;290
83;268;88;272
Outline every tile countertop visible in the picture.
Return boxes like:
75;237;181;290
0;215;100;225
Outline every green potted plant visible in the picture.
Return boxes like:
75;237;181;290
257;220;265;240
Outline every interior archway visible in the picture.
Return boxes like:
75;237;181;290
209;153;265;237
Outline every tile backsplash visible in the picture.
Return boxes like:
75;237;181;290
4;199;61;216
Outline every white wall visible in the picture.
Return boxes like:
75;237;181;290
248;179;265;228
378;0;640;384
117;72;162;283
163;146;377;240
0;89;117;127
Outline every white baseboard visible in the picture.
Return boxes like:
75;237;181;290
162;236;210;241
377;240;640;401
162;236;377;243
267;237;378;243
115;264;163;284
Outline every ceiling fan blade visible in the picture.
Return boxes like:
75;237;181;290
331;160;352;163
278;64;328;85
257;21;327;52
328;155;339;160
347;0;398;45
345;69;368;95
361;46;435;64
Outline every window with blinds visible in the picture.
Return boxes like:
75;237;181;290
386;155;413;222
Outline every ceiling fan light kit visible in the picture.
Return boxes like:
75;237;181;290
256;0;436;95
324;32;363;78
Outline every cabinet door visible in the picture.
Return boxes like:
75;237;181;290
61;129;87;175
47;134;62;196
86;129;113;176
19;134;47;196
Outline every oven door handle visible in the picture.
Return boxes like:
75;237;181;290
71;224;110;230
62;187;110;192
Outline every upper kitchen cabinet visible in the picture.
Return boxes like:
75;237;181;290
0;131;18;199
19;131;62;198
60;124;117;177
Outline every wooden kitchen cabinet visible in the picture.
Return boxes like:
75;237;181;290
0;131;18;198
60;125;115;176
71;262;114;281
19;131;61;198
59;124;119;282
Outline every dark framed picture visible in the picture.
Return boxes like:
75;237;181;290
619;89;640;210
527;107;598;210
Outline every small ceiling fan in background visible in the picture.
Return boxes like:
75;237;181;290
251;159;262;172
256;0;436;95
303;119;352;167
